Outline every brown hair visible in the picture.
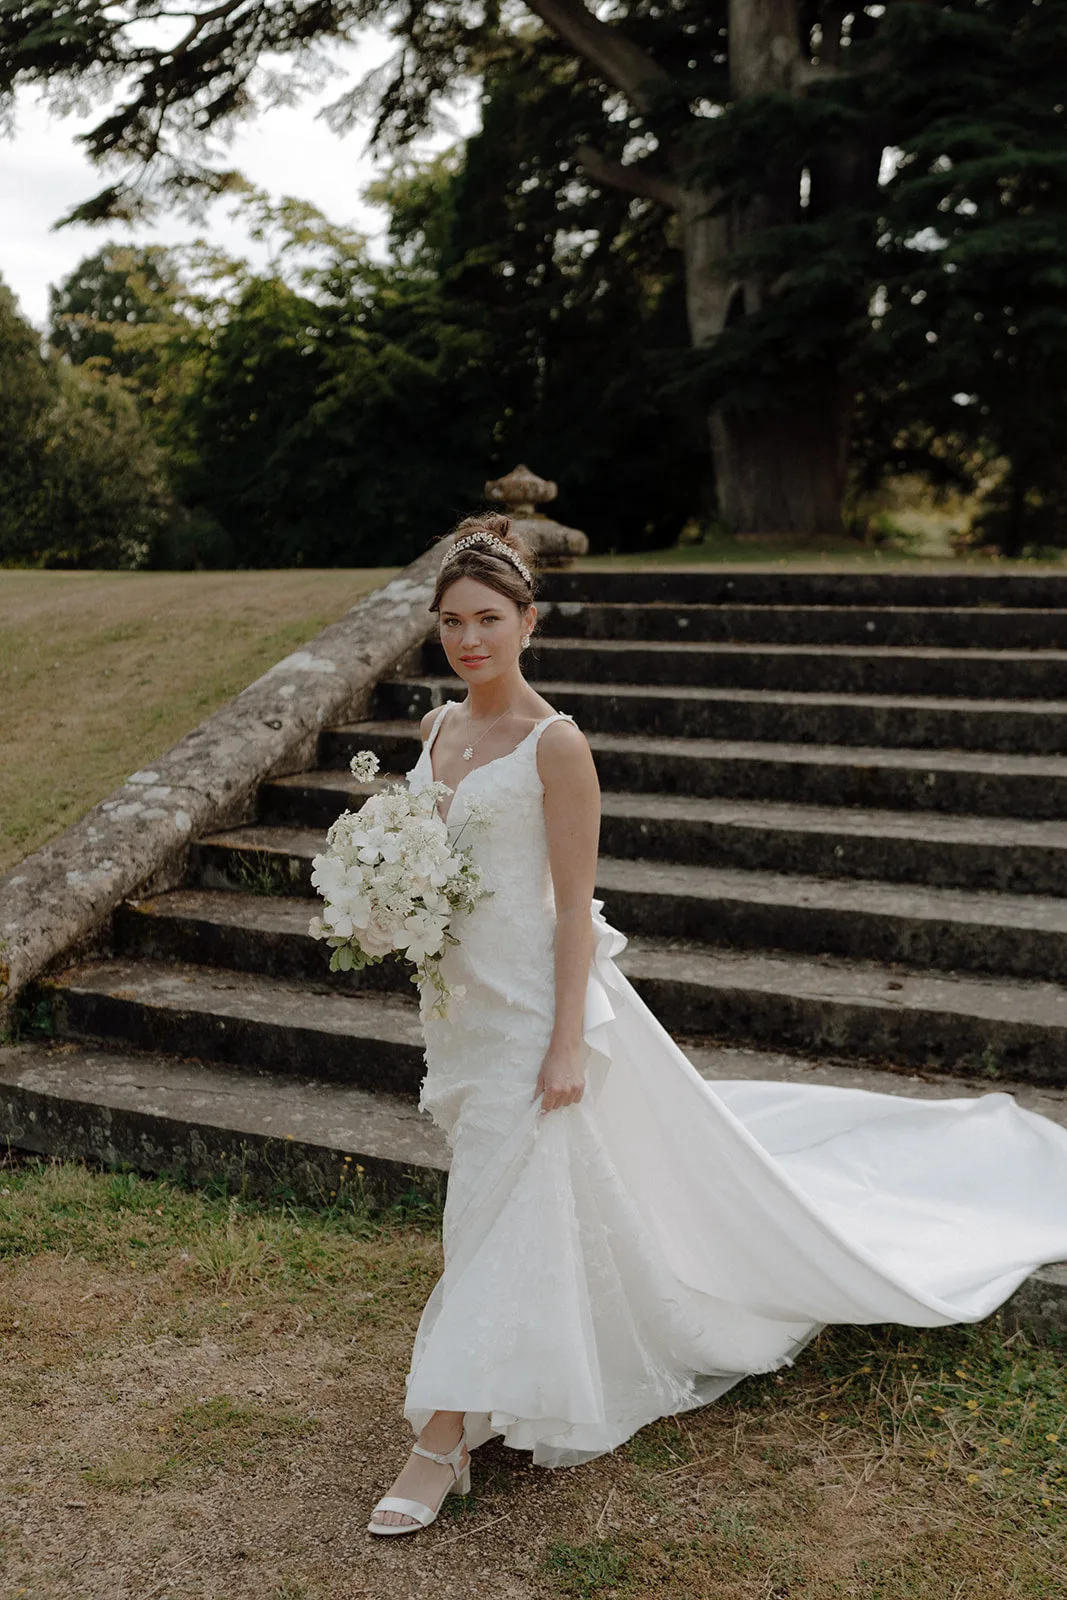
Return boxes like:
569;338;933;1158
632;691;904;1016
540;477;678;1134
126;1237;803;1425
429;512;537;616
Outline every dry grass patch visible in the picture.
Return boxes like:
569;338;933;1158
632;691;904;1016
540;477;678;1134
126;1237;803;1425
0;1149;1062;1599
0;567;396;873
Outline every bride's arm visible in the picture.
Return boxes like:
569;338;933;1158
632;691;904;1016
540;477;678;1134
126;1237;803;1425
534;720;601;1115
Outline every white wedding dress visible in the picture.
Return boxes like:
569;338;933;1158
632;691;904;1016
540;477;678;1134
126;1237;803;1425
402;702;1067;1470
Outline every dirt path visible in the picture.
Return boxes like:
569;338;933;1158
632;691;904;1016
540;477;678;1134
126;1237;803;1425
0;1153;1062;1599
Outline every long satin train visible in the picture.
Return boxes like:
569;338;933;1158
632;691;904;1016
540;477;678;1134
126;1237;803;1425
403;903;1067;1468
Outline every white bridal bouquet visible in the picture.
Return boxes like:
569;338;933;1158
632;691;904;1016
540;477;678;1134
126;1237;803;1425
308;749;489;1018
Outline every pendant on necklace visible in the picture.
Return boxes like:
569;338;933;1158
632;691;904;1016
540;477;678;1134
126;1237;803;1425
462;746;474;760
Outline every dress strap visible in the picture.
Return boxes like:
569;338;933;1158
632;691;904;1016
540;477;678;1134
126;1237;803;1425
425;700;454;754
531;711;577;747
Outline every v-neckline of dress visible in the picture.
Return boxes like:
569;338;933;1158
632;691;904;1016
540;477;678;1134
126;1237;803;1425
427;701;557;827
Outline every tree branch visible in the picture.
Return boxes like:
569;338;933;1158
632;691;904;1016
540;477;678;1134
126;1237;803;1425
167;0;251;62
523;0;669;114
576;144;685;210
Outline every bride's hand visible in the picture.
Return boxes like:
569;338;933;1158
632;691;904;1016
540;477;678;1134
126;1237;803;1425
533;1041;586;1115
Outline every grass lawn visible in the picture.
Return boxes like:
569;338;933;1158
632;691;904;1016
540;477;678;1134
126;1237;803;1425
0;569;397;875
575;528;1067;568
0;1151;1062;1599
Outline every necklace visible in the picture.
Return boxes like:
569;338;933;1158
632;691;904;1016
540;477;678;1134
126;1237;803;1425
461;703;513;761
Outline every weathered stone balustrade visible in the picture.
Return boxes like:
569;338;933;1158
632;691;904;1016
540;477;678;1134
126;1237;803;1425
1;507;587;1025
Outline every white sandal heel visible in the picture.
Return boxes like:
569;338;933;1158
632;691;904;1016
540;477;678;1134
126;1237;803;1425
367;1435;471;1535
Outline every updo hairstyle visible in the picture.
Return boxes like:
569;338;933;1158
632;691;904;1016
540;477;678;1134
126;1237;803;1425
429;513;537;619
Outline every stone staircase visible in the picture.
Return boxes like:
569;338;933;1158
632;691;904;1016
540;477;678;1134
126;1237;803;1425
5;567;1067;1285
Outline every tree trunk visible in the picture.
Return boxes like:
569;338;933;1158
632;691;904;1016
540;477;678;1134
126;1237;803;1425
707;388;850;534
679;187;850;535
542;0;876;535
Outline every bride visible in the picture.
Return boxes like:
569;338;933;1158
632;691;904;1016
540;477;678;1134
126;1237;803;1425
367;513;1067;1535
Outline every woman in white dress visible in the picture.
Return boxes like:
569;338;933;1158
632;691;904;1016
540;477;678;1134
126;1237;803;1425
367;514;1067;1535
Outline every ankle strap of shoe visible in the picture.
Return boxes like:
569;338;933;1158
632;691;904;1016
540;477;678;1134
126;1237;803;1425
411;1440;465;1469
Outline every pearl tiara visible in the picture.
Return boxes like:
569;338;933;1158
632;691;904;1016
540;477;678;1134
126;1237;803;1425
439;530;533;585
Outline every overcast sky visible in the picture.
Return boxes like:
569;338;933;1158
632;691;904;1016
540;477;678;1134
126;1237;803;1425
1;35;477;330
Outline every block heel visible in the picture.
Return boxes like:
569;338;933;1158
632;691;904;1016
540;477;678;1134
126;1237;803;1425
367;1433;471;1535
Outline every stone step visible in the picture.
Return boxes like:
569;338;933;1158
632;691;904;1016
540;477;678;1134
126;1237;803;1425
259;769;408;829
55;915;1067;1088
535;601;1067;650
602;794;1067;897
188;825;326;897
184;823;1067;981
0;1040;448;1208
91;884;1067;1084
3;1033;1059;1334
539;568;1067;609
121;864;1067;1046
42;957;426;1097
375;677;1067;756
598;856;1067;982
322;720;1067;820
3;1030;1066;1161
423;637;1067;701
256;771;1067;897
619;939;1067;1086
318;721;435;776
114;887;411;995
670;1038;1067;1129
3;1034;1065;1287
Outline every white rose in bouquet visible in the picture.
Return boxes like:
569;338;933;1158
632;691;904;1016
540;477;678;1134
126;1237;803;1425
308;751;489;1017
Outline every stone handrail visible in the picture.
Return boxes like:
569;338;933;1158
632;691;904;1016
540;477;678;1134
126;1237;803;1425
0;544;447;1022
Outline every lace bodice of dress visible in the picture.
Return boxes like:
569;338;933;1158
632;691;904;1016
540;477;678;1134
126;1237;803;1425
409;698;574;869
405;699;576;1043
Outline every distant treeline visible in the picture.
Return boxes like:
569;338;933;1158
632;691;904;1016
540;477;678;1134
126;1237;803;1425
1;148;709;570
3;3;1067;567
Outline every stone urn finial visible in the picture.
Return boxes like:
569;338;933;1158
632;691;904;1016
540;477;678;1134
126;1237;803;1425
485;464;558;517
483;463;586;566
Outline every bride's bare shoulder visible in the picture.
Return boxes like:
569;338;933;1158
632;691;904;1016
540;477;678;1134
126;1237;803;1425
419;705;444;742
538;713;585;748
536;715;597;785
